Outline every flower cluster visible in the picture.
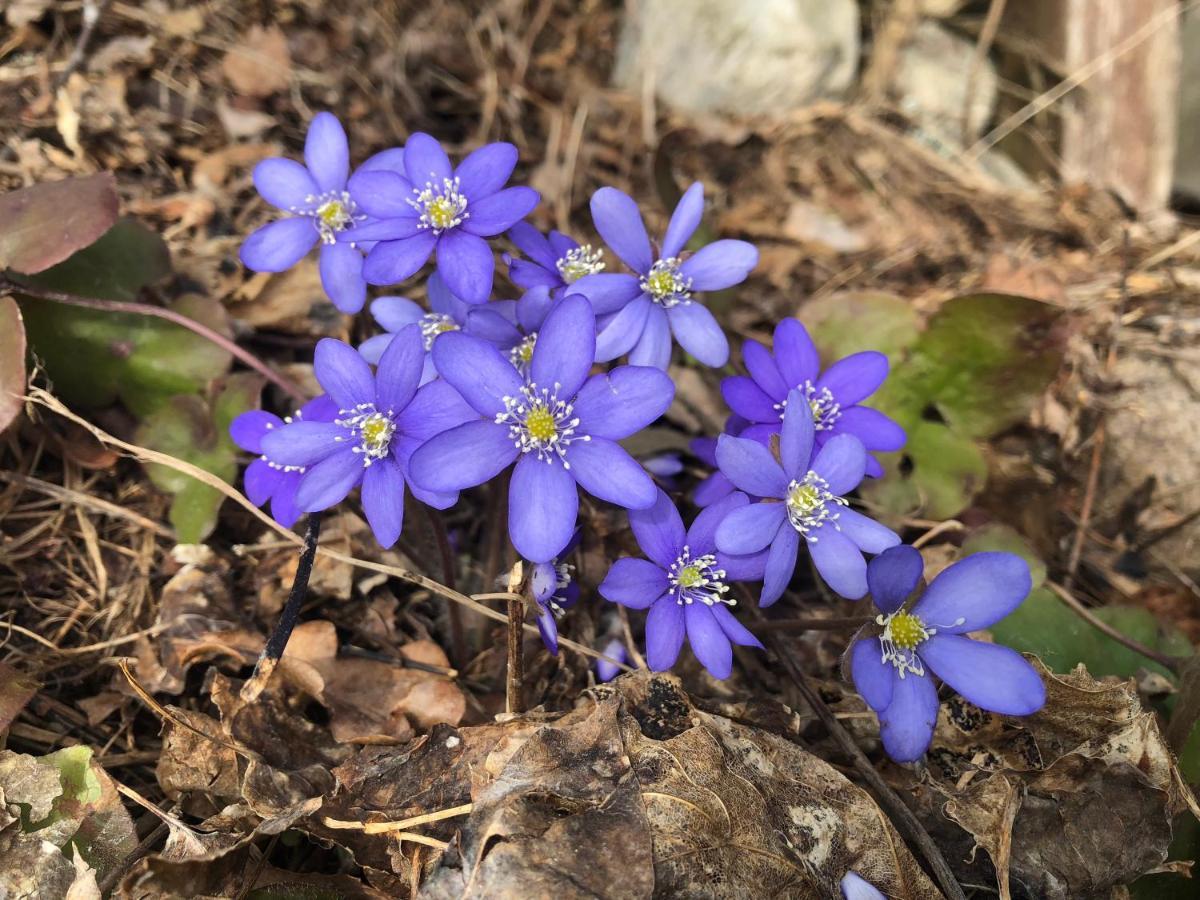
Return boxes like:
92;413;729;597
234;113;1044;764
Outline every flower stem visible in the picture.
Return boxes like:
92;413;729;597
241;512;323;702
423;504;466;667
505;562;525;715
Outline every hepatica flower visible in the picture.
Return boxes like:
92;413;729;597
409;295;674;563
230;395;337;528
240;112;378;314
722;319;905;477
529;533;580;656
574;183;757;369
358;272;473;384
849;545;1044;762
259;327;476;548
505;222;607;298
690;413;753;508
459;286;559;375
600;490;765;679
715;388;900;604
350;133;539;303
595;638;628;683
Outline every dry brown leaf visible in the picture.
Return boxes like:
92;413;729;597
221;25;292;97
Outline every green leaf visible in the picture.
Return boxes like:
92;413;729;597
0;173;118;274
0;296;26;433
960;524;1047;588
860;420;988;521
19;217;170;302
802;291;922;362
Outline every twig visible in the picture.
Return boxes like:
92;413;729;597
0;470;174;538
859;0;921;103
322;803;472;834
424;504;466;667
240;512;323;702
960;0;1007;145
505;561;525;715
53;0;113;90
1045;581;1183;674
1;276;306;404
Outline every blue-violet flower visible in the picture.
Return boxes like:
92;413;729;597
358;272;473;384
529;531;581;656
841;872;885;900
505;222;607;298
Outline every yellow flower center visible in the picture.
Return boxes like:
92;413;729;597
524;406;557;443
359;414;395;455
426;196;458;230
556;245;605;283
518;336;535;363
318;199;347;228
676;565;703;589
640;257;692;308
886;612;925;650
788;482;822;515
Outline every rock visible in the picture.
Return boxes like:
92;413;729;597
1175;6;1200;200
894;21;998;148
613;0;859;118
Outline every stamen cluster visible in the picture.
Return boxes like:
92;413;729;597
668;545;731;607
785;471;847;537
556;245;605;283
336;403;397;466
494;383;587;464
409;177;469;233
640;258;691;308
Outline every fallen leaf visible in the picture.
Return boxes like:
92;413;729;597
222;26;291;97
0;174;118;275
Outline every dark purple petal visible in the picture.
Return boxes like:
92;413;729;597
595;295;651;362
536;607;560;656
507;221;558;270
295;448;363;511
850;636;895;712
436;229;494;304
361;457;406;548
836;406;906;452
394;379;478;442
362;232;437;285
867;545;924;614
408;420;516;492
685;489;748;555
240;218;318;272
743;338;788;401
465;307;522;347
427;270;471;318
461;186;540;237
347;170;416;219
719;546;768;582
678;239;757;290
516;285;554;331
455;141;517;198
668;302;728;367
690;436;717;467
358;146;406;174
509;455;578;563
403;132;452;185
253;158;319;210
817;351;888;406
912;552;1033;633
230;410;281;454
863;454;885;479
319;241;366;314
628;488;686;568
710;604;763;648
371;295;424;332
715;434;787;498
779;388;816;480
661;182;704;259
628;304;672;369
351;216;422;243
693;471;735;508
837;507;900;554
261;422;346;467
374;324;423;412
759;526;799;607
565;438;656;510
530;295;595;397
721;376;777;423
244;458;280;507
547;230;578;258
714;501;786;556
574;366;674;440
304;112;349;192
685;603;733;679
599;557;669;610
571;273;643;315
919;635;1045;715
772;318;820;389
645;596;685;671
807;523;868;599
877;671;938;762
430;331;522;417
810;433;867;495
590;187;653;273
314;338;375;409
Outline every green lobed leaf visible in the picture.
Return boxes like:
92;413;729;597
801;291;921;363
860;420;988;522
0;173;119;275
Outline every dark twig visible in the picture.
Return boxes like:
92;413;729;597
1046;580;1183;673
504;562;525;715
53;0;114;90
423;504;467;667
241;513;323;702
1;276;306;404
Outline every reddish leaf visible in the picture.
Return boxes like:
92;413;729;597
0;173;119;275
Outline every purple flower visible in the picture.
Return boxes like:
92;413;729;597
572;183;757;369
690;412;753;507
258;328;477;548
595;639;627;683
230;395;337;528
351;134;540;303
529;532;581;656
722;319;905;478
409;295;674;563
505;222;607;298
840;873;885;900
240;113;385;314
849;545;1045;762
714;388;900;604
599;490;766;679
358;272;473;384
458;286;560;375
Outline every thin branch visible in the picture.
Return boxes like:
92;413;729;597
1046;581;1183;674
53;0;113;90
960;0;1007;145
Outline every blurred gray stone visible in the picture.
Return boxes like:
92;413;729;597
613;0;859;118
895;21;998;148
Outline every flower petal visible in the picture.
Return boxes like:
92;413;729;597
721;376;777;423
253;158;319;210
628;488;686;568
465;307;522;347
361;457;406;548
572;273;644;315
455;141;518;198
565;438;657;510
371;295;425;332
430;331;522;417
686;602;733;679
403;132;452;185
678;239;757;290
715;434;787;498
685;489;748;555
628;304;672;369
850;636;895;713
714;501;786;556
358;333;394;365
295;448;363;512
719;546;768;582
351;216;422;243
841;873;886;900
912;552;1033;633
536;607;560;656
668;302;728;367
435;229;493;304
394;378;479;442
662;182;704;259
693;470;735;508
595;295;651;362
305;112;350;192
461;186;540;237
836;406;907;452
358;146;407;174
509;455;578;563
645;596;685;671
867;545;924;614
408;420;516;493
244;458;280;507
759;525;799;607
810;433;866;495
599;557;669;610
374;324;424;413
230;410;281;454
347;170;416;219
507;221;558;270
530;295;595;397
837;507;900;554
314;338;375;409
772;318;820;389
261;422;346;467
779;388;816;481
516;286;554;331
710;604;763;649
240;218;317;272
807;523;868;599
319;241;366;314
269;473;303;528
878;671;938;763
817;351;889;406
743;338;788;401
362;232;437;285
590;187;653;273
919;635;1045;715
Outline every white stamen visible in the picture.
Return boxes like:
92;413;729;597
409;176;469;234
336;403;397;467
640;257;692;308
774;381;842;430
785;471;848;538
494;382;588;465
419;313;459;350
668;545;732;607
556;245;605;283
